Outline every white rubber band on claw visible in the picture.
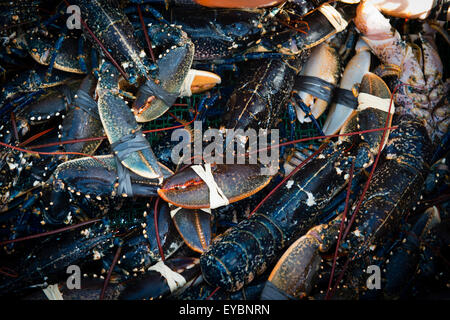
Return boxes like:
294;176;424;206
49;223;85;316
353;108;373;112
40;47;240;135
179;69;196;97
191;163;229;209
358;93;395;114
319;4;348;33
42;284;63;300
170;205;212;218
148;261;186;293
170;206;182;218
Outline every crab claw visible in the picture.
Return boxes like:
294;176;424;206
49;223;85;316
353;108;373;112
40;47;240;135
322;38;371;135
170;205;213;253
182;69;221;96
194;0;284;8
157;164;272;209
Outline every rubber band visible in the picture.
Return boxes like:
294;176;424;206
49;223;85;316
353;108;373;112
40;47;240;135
42;284;63;300
179;69;195;97
111;131;151;196
358;93;395;114
295;75;336;103
190;163;229;209
139;79;179;108
170;206;182;218
111;131;151;161
319;4;348;33
333;88;358;110
148;261;186;293
59;85;74;107
73;89;100;120
115;157;133;196
170;205;212;218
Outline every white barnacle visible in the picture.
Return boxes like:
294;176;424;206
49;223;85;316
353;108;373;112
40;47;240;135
318;154;325;159
335;167;343;175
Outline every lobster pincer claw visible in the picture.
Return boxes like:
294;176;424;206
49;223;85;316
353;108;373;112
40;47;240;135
339;72;395;161
53;155;173;198
132;24;194;122
96;62;163;181
293;42;341;125
157;163;273;209
322;38;372;135
119;257;200;300
169;204;213;253
180;69;222;97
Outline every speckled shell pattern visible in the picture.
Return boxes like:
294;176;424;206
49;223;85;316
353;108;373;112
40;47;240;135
354;1;449;143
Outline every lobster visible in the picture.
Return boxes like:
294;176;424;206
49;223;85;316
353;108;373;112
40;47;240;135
198;72;395;291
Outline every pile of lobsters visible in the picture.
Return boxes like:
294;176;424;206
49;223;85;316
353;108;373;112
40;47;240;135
0;0;449;300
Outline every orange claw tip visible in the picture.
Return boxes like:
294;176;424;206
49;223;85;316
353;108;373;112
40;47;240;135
194;0;285;8
189;69;221;94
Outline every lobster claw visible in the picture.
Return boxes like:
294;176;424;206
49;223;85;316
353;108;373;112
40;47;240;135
132;29;194;122
183;69;221;96
170;204;213;253
194;0;285;8
339;72;394;154
157;163;273;209
119;257;200;300
53;155;173;198
293;42;341;124
97;62;163;181
322;38;371;135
